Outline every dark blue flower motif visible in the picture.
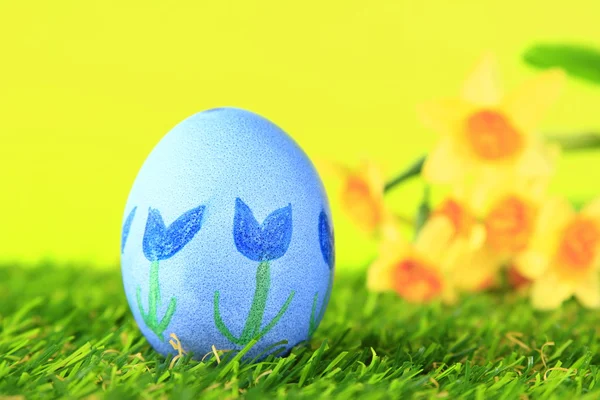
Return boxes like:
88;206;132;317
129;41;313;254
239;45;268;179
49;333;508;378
233;198;293;262
121;206;137;254
143;205;206;261
318;210;335;269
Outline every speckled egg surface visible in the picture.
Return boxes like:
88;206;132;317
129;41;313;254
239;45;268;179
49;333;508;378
120;107;334;360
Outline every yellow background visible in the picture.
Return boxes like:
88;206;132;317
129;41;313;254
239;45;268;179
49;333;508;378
1;0;598;268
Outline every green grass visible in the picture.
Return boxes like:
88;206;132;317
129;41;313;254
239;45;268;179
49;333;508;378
2;264;600;399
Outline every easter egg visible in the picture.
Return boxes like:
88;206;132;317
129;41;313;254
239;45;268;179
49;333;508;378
120;107;334;360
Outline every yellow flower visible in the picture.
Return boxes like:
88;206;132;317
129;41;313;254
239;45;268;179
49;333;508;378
480;175;552;258
338;159;391;235
368;197;502;302
418;53;565;188
367;217;456;303
431;198;501;292
515;197;600;310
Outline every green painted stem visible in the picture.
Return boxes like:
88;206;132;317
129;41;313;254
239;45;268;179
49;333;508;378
257;291;295;341
214;261;296;346
136;260;177;341
213;291;243;345
239;261;271;344
309;270;334;337
148;260;160;327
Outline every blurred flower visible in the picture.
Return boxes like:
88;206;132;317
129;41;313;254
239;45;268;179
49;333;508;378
143;205;206;261
367;217;457;303
339;159;390;235
481;175;551;258
431;199;501;292
418;53;565;190
233;198;293;262
515;197;600;309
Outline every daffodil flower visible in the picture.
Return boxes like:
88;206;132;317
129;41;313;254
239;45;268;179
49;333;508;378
418;53;565;190
338;160;391;235
367;217;457;303
515;197;600;310
430;199;501;292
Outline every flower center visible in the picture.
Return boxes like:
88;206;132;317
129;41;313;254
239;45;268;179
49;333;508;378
342;175;382;232
465;110;523;161
485;196;536;253
392;258;443;302
433;199;475;237
556;218;600;272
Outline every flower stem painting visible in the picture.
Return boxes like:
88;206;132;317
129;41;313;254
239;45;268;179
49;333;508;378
213;198;296;346
136;205;205;340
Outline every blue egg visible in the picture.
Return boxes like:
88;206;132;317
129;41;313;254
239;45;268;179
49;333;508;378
120;108;334;360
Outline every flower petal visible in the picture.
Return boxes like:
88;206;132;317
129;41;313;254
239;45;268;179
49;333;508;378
121;206;137;254
318;210;335;269
514;250;551;280
367;256;395;292
503;69;565;133
515;143;556;179
529;197;574;252
422;138;470;184
461;53;502;106
414;215;454;261
260;203;293;261
143;205;206;261
340;161;386;234
582;197;600;220
233;198;264;261
530;272;573;310
574;273;600;309
417;99;472;135
143;208;168;261
233;198;293;262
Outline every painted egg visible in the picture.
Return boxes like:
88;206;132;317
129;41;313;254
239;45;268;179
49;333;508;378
120;107;334;360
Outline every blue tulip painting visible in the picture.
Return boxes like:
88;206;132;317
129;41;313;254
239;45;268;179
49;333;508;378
214;198;295;346
309;210;335;336
137;205;206;341
121;206;137;254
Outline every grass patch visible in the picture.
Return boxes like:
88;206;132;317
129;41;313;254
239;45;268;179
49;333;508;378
2;264;600;399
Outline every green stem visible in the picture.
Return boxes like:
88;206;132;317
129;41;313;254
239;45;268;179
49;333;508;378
414;185;431;238
258;291;295;341
382;133;600;195
136;286;146;321
136;260;177;341
147;260;161;328
238;261;271;344
547;133;600;151
383;155;426;193
213;291;243;345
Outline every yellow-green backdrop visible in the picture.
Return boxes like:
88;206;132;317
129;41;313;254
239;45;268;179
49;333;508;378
1;0;598;268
